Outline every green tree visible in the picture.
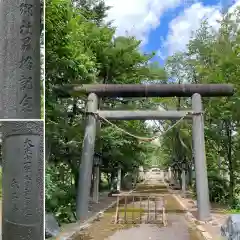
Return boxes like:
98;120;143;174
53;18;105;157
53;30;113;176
45;0;166;222
160;7;240;207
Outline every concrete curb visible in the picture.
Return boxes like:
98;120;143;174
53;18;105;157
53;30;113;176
173;194;213;240
163;181;213;240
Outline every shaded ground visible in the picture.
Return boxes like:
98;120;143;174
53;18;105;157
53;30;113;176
72;179;203;240
55;192;116;239
85;193;116;222
108;215;201;240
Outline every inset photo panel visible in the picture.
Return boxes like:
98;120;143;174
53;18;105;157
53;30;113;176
0;0;45;239
1;121;44;239
0;0;44;119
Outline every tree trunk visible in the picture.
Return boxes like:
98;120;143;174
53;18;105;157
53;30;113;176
74;170;79;192
179;170;182;188
90;171;94;197
188;165;193;187
107;173;111;189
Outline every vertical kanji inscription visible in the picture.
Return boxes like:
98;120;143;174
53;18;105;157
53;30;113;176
23;138;34;218
0;0;40;118
2;121;43;239
18;2;34;115
11;178;20;212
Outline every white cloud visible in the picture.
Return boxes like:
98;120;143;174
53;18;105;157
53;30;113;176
104;0;182;45
159;0;240;59
159;2;222;58
229;0;240;13
103;0;240;60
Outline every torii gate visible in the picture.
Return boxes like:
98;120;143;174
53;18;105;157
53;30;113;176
55;83;234;222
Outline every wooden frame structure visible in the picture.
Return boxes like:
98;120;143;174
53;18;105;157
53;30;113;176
113;193;167;226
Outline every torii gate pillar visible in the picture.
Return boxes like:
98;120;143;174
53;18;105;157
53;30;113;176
76;93;98;221
192;93;211;221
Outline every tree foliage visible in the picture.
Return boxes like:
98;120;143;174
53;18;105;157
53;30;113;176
160;7;240;207
45;0;166;222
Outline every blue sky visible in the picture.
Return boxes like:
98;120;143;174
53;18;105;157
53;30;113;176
105;0;239;66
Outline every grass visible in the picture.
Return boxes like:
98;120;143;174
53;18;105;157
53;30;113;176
209;202;240;215
71;209;138;240
224;209;240;214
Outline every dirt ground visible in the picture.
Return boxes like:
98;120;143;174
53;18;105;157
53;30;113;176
107;215;201;240
72;180;203;240
55;193;117;240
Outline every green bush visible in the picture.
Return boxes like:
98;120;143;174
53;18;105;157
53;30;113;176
208;175;229;204
99;180;109;191
193;174;229;204
45;164;76;223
